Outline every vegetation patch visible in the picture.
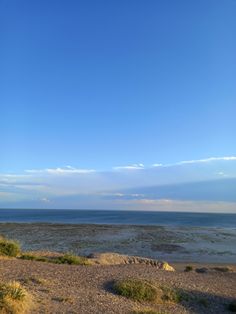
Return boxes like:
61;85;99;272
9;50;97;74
113;278;188;305
54;253;90;265
160;286;187;303
114;279;158;302
20;254;47;262
212;266;232;272
20;252;90;265
0;281;33;313
0;236;21;257
184;265;193;272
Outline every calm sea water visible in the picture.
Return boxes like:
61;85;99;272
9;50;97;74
0;209;235;228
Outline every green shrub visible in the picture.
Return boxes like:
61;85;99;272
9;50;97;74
20;253;89;265
113;278;187;305
19;254;47;262
184;265;193;272
160;286;185;303
19;254;37;261
53;253;90;265
114;279;157;302
0;237;21;257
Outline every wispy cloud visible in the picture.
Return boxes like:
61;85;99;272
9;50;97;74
113;163;145;170
152;156;236;168
25;166;95;174
100;192;145;200
176;156;236;165
41;197;51;203
1;156;236;211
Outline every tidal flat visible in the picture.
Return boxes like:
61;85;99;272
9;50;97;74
0;223;235;263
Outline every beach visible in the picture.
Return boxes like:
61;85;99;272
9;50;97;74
0;222;235;313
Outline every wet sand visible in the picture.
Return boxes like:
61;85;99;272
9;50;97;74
0;223;235;263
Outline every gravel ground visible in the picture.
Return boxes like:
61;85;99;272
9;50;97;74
0;258;235;314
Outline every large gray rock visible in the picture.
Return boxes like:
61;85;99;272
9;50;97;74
88;252;175;271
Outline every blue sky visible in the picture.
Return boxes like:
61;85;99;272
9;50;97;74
1;0;236;212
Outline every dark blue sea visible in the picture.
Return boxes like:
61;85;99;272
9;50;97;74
0;209;235;228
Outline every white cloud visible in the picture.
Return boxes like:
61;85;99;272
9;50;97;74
177;156;236;165
0;155;235;209
22;156;236;174
113;163;145;170
25;166;95;175
41;197;50;203
152;156;236;168
216;171;228;177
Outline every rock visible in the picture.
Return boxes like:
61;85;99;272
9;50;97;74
87;252;175;271
161;262;175;271
195;267;208;273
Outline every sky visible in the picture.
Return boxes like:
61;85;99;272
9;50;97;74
1;0;236;212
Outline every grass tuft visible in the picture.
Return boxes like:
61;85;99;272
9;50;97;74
113;279;157;302
0;281;33;313
54;253;90;265
19;254;47;262
19;252;90;265
0;236;21;257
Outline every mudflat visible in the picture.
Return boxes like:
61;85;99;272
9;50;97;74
0;223;235;263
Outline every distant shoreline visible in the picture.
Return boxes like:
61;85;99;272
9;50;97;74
0;209;236;227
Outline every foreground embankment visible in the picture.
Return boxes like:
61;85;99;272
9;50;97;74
0;256;235;314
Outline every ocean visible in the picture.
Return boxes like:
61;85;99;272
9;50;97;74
0;209;235;228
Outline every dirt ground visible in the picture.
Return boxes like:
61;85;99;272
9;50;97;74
0;257;235;314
